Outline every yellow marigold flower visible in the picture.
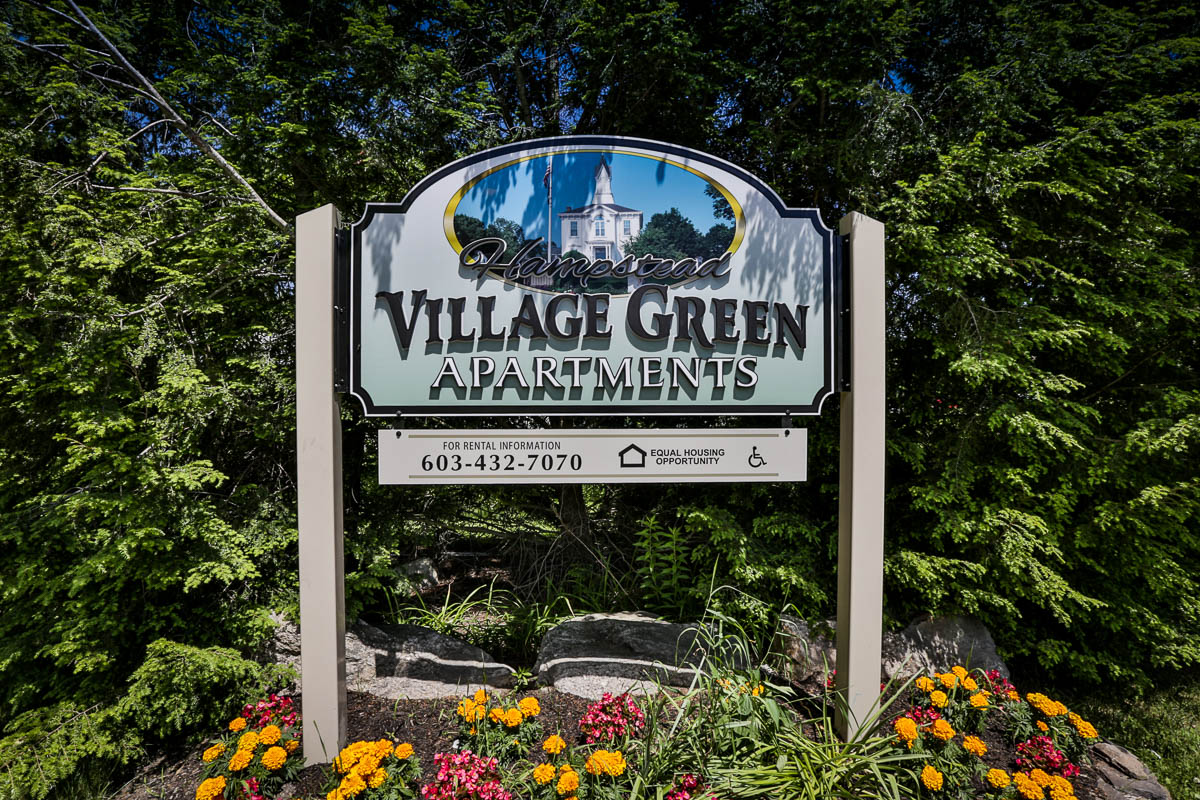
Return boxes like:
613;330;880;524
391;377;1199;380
585;750;627;777
228;748;253;772
962;676;978;691
262;745;287;771
375;739;394;758
474;689;488;704
894;717;919;747
237;731;259;752
357;754;382;776
1008;689;1020;702
228;717;247;732
519;697;541;718
556;770;580;795
285;738;300;753
931;719;955;741
457;698;477;720
1037;720;1050;732
533;763;556;784
951;666;968;679
921;765;944;790
260;724;282;745
970;692;990;709
603;750;627;776
202;743;226;763
543;735;566;755
963;735;987;756
938;672;957;689
489;707;505;724
340;773;367;798
395;742;414;759
930;690;948;708
751;684;764;696
987;769;1011;789
1073;718;1098;739
1031;769;1053;788
325;790;339;800
503;708;523;728
1048;776;1075;799
915;676;936;692
196;776;226;800
1014;772;1045;800
368;769;387;789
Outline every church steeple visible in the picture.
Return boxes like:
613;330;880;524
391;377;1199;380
591;160;614;205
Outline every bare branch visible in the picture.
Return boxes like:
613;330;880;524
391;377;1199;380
63;0;290;231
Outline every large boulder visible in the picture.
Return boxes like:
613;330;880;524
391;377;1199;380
535;612;707;699
772;613;1009;685
1093;742;1172;800
269;618;516;699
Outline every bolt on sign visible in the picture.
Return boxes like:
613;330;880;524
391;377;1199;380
347;136;840;417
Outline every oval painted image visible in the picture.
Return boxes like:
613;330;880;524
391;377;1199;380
446;150;744;294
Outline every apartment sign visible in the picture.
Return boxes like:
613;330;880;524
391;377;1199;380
348;136;838;416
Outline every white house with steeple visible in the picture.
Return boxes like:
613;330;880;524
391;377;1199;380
558;160;643;263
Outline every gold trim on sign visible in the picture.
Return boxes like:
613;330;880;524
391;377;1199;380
443;149;747;290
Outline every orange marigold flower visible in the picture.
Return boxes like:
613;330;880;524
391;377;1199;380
930;690;948;708
285;739;300;754
519;697;541;718
921;765;943;790
963;735;987;757
395;742;414;759
1008;689;1021;702
260;725;282;746
543;735;566;755
987;769;1011;789
237;731;259;752
196;777;226;800
503;708;524;728
262;746;287;771
1031;769;1053;788
201;743;226;763
368;769;387;789
339;773;367;798
970;692;990;709
228;748;253;772
556;770;580;795
474;689;488;704
228;717;247;732
489;707;505;724
533;763;556;784
938;672;957;689
1037;720;1050;732
915;676;936;692
894;717;919;747
951;666;968;679
962;676;978;692
931;719;955;741
1014;772;1045;800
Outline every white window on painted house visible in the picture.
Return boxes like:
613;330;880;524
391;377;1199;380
623;219;631;235
594;217;605;236
570;220;578;237
593;246;607;260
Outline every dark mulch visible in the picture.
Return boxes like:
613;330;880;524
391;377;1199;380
116;686;1108;800
289;689;594;797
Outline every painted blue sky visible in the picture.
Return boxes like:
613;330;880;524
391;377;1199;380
454;152;728;247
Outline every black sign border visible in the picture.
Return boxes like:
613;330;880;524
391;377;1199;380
348;135;838;418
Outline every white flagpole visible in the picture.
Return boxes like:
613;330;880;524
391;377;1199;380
546;158;553;264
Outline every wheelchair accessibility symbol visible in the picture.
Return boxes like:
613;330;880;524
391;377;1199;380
747;447;767;469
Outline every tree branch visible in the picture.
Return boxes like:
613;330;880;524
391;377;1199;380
63;0;290;231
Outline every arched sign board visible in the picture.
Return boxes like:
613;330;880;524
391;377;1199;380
347;137;842;417
295;136;884;765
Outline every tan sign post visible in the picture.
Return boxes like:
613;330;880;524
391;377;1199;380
294;138;884;761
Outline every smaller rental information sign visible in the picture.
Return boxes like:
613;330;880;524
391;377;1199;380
378;428;806;484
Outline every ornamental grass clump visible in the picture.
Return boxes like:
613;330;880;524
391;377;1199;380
195;695;302;800
894;666;1101;799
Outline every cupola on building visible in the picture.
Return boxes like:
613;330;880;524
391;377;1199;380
558;160;643;263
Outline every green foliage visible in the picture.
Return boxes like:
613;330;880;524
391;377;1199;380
0;704;133;800
115;640;293;743
633;514;696;618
